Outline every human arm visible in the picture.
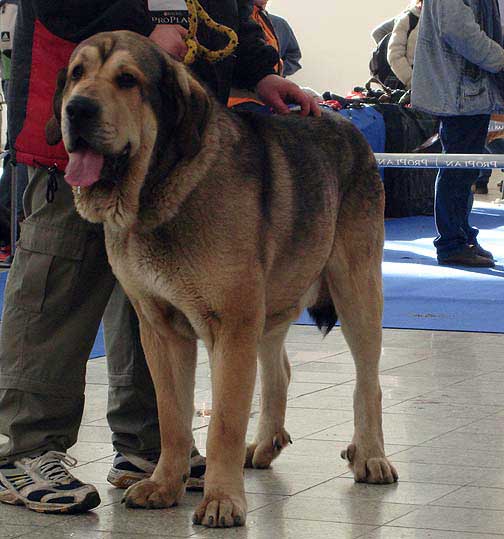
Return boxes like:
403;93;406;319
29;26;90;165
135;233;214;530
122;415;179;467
433;0;504;73
387;12;413;87
149;24;188;61
255;74;320;116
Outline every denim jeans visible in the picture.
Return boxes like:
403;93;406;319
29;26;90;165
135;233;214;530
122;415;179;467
434;114;490;259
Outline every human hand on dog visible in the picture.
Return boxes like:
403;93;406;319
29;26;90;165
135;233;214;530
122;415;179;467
256;74;321;117
150;24;189;61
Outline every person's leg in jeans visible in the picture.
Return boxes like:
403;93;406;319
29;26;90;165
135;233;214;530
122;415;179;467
434;114;491;263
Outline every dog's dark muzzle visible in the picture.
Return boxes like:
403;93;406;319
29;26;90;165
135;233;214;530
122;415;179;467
65;96;101;150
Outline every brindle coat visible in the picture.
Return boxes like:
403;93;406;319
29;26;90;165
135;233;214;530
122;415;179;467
47;30;397;528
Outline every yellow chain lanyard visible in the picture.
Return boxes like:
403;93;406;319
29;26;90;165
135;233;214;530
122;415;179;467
183;0;239;65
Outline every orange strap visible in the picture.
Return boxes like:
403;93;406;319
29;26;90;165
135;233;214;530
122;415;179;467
227;95;265;108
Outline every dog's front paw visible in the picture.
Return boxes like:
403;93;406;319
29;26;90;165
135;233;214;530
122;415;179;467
245;428;292;469
122;478;184;509
341;443;398;484
192;491;247;528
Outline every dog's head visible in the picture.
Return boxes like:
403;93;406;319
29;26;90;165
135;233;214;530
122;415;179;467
47;30;210;227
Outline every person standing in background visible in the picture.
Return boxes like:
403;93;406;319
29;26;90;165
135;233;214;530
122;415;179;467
370;1;421;89
253;0;302;76
387;0;423;89
411;0;504;267
371;16;395;44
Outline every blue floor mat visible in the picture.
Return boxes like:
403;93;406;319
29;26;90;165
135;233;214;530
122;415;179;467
298;201;504;333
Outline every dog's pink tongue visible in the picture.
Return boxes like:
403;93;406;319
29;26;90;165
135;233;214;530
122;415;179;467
65;149;104;187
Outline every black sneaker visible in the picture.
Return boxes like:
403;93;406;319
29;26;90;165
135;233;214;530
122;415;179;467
0;451;100;514
107;446;205;491
438;245;495;268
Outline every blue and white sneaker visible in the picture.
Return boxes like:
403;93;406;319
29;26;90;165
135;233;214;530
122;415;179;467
107;446;205;491
0;451;100;514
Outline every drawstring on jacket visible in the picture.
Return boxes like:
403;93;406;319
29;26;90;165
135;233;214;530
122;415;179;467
46;165;59;203
33;160;59;203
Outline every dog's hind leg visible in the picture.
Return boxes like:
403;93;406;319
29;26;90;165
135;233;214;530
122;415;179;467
122;303;198;509
245;324;292;469
325;184;398;485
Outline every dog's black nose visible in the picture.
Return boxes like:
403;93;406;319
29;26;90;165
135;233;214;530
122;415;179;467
66;96;100;124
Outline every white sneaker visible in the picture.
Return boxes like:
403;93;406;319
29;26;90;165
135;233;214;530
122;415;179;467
0;451;100;514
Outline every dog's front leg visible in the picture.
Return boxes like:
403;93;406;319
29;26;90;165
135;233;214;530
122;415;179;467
193;329;258;528
122;308;197;509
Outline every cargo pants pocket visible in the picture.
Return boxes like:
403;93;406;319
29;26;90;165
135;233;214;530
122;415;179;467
5;220;88;316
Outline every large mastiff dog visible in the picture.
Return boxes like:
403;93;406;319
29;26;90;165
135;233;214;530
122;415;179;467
47;30;397;527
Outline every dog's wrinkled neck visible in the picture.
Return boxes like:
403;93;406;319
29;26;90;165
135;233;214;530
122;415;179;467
137;107;222;230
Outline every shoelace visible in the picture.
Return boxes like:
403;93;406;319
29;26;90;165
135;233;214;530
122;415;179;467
24;451;78;483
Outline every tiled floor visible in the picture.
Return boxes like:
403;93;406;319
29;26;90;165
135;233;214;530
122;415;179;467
1;324;504;538
1;180;503;537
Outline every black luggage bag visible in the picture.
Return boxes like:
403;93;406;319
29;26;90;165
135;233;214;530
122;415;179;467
373;104;439;218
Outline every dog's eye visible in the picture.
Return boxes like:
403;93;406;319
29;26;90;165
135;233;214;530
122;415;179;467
71;65;84;81
116;73;137;89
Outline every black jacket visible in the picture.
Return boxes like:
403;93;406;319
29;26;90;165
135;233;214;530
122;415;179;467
9;0;278;169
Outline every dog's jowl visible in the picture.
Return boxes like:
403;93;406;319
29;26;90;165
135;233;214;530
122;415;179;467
48;30;398;528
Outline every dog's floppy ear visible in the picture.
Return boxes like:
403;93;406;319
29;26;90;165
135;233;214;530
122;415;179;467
162;60;211;159
45;68;67;146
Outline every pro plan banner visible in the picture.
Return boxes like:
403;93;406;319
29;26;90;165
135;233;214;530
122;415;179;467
148;0;189;27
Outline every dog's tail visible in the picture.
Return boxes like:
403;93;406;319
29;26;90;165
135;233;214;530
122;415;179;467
307;280;338;337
